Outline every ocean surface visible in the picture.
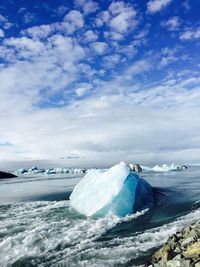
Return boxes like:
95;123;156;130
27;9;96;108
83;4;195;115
0;166;200;267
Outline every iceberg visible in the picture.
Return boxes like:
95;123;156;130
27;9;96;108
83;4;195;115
141;163;185;172
69;162;154;217
15;167;86;175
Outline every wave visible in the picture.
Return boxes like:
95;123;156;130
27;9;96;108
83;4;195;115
0;200;199;267
0;201;147;266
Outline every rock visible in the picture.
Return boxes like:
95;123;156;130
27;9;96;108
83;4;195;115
152;243;177;263
182;165;188;169
173;247;181;254
147;220;200;267
183;241;200;259
181;236;196;248
0;170;17;179
134;164;142;172
166;259;191;267
172;254;182;260
129;163;143;172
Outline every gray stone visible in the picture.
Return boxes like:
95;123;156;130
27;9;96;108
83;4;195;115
130;164;143;172
134;164;142;172
181;236;195;247
147;221;200;267
173;247;181;254
166;259;191;267
153;264;161;267
172;254;182;260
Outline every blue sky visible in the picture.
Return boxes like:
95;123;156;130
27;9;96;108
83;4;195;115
0;0;200;166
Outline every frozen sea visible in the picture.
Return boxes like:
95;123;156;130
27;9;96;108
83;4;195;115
0;166;200;267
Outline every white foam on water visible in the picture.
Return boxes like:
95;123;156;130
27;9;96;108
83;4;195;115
0;201;200;267
0;201;147;266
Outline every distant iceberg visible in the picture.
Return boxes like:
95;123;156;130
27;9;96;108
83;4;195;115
69;162;154;217
141;163;186;172
15;167;86;175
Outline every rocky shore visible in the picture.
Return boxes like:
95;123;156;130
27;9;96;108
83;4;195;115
140;220;200;267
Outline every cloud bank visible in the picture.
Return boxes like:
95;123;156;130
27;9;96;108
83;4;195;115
0;0;200;167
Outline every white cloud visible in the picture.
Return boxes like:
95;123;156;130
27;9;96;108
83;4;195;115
90;42;108;55
103;30;124;41
23;12;36;24
0;14;7;23
161;16;180;31
0;14;13;30
0;1;200;166
134;29;149;39
0;28;4;38
0;34;86;118
109;1;137;33
96;1;138;40
182;0;190;11
75;83;93;96
114;41;139;57
180;27;200;40
64;10;84;29
4;37;45;56
127;73;200;108
83;30;98;42
125;59;152;77
22;25;52;39
102;54;122;68
77;63;96;77
158;47;180;67
95;11;110;27
56;5;69;15
147;0;172;13
22;10;84;39
0;29;200;165
3;22;13;30
75;0;99;15
1;78;200;165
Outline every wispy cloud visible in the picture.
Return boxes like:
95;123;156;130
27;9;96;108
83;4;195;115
75;0;99;15
182;0;191;11
161;16;180;31
147;0;172;13
180;27;200;40
0;28;4;37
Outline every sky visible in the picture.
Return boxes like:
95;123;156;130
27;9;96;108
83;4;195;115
0;0;200;168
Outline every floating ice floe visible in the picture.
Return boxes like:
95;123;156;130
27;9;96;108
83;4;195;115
69;162;154;217
141;163;186;172
15;167;87;175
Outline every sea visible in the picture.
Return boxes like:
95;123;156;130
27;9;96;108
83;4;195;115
0;165;200;267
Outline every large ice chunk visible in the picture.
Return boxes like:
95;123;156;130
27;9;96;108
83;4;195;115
69;162;154;217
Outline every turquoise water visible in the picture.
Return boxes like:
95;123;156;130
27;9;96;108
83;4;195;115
0;167;200;266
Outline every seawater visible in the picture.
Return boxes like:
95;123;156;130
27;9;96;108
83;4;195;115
0;167;200;267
